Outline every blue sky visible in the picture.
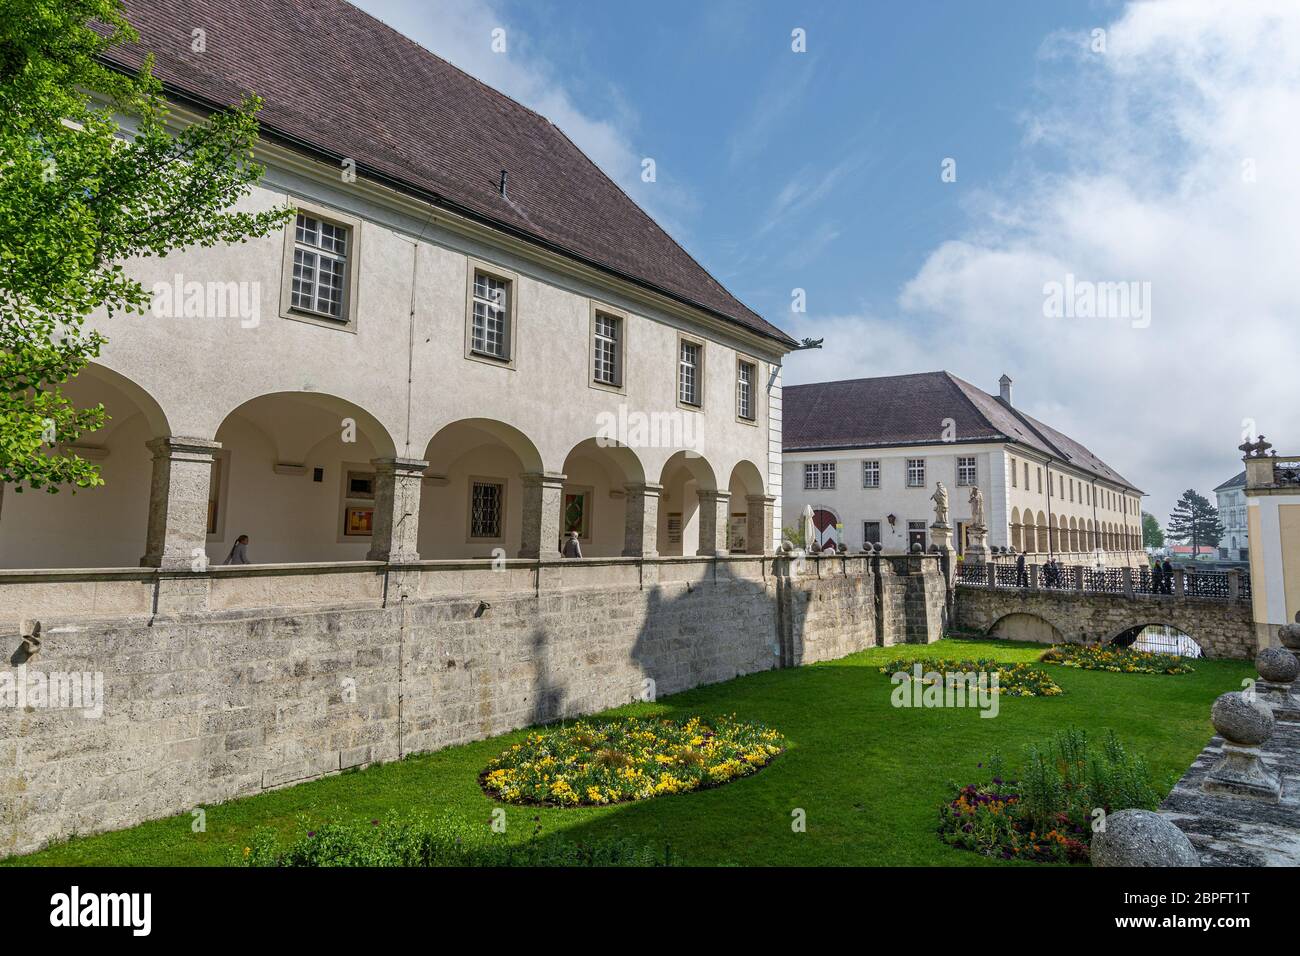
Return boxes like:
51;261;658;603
353;0;1299;526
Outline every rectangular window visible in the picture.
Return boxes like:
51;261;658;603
908;520;927;551
1037;468;1042;493
906;458;925;487
736;359;756;420
470;480;504;539
1069;480;1075;503
862;460;880;488
592;312;621;386
471;271;511;360
862;521;882;546
1010;457;1017;488
1025;462;1030;489
291;212;349;319
956;456;976;486
678;340;701;406
803;462;836;490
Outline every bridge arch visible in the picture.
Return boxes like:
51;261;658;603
1104;621;1204;658
987;611;1067;645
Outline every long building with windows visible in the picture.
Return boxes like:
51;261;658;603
782;371;1147;567
0;0;795;571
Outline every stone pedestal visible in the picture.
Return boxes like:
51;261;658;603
622;482;661;557
366;457;428;563
964;523;991;563
141;436;221;570
696;490;731;557
929;522;954;554
1204;691;1281;802
519;473;565;560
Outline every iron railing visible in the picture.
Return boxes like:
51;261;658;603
956;562;1249;604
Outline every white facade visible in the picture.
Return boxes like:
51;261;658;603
784;442;1145;566
1215;478;1250;561
0;125;787;569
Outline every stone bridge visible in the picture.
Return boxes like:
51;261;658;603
953;566;1259;660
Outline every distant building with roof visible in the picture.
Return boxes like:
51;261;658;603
781;371;1146;566
1214;470;1250;562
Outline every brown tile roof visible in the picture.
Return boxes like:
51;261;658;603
783;371;1141;491
103;0;795;347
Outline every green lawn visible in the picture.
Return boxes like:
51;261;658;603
7;637;1251;867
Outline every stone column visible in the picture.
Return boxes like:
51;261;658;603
366;457;428;563
622;482;661;557
520;472;566;560
696;490;731;557
745;494;776;555
141;437;221;569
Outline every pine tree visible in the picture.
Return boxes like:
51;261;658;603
1167;490;1225;556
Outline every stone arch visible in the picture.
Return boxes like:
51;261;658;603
419;418;546;559
557;437;647;557
1036;510;1049;553
1105;621;1204;658
1069;516;1079;553
657;450;719;556
212;391;401;564
0;362;173;569
1010;507;1022;551
988;611;1066;645
726;459;770;555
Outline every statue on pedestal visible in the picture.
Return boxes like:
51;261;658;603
931;481;949;527
968;485;986;529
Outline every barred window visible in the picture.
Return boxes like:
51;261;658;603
862;460;880;488
736;359;756;420
679;340;701;406
470;481;504;538
593;313;620;385
803;462;835;490
291;212;349;318
906;458;926;487
862;521;882;545
471;271;510;359
956;456;976;486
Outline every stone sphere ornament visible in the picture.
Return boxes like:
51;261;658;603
1211;691;1274;746
1256;646;1300;684
1278;620;1300;651
1090;810;1199;867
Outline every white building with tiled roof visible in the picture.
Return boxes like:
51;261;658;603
782;371;1146;567
1214;470;1250;562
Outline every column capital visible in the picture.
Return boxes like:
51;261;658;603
521;471;567;489
624;482;664;496
370;456;430;477
745;493;776;504
697;489;732;503
146;436;221;461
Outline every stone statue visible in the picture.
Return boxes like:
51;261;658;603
968;485;985;529
931;481;949;527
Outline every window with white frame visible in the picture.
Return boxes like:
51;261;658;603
469;480;504;539
956;456;976;486
678;340;701;406
862;460;880;488
471;271;511;360
906;458;925;487
804;462;835;490
736;359;756;420
291;212;349;319
592;312;620;386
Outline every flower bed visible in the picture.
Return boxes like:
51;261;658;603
1039;642;1194;675
879;657;1062;697
938;729;1158;864
481;716;785;807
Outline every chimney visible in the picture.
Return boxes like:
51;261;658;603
998;374;1013;406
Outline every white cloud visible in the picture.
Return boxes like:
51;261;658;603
787;0;1300;526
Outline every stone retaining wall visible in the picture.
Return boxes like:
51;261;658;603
0;554;946;857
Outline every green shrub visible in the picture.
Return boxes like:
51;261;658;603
232;812;674;867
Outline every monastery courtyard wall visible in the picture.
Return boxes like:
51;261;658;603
0;554;946;857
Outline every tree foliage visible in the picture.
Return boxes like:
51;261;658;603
0;0;290;493
1167;490;1224;555
1140;511;1164;549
